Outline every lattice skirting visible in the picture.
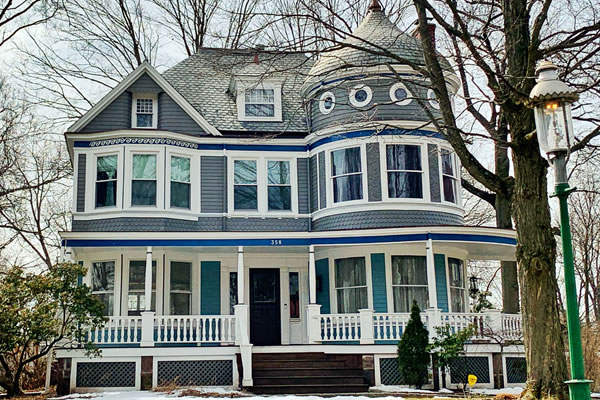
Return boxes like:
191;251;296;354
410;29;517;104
157;360;233;386
449;356;490;384
76;361;136;388
506;357;527;384
380;357;405;385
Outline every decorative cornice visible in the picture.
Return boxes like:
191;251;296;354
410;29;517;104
88;137;198;149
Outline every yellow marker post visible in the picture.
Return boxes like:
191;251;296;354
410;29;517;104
468;374;477;387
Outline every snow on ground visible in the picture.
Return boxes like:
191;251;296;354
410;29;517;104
370;385;436;393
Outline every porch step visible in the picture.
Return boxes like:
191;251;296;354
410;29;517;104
248;352;369;395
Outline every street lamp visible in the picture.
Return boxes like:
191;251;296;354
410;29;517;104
529;60;592;400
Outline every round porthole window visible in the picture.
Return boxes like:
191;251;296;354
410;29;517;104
389;83;412;106
349;85;373;108
427;88;440;110
319;91;335;114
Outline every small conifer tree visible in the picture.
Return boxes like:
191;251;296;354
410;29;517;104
397;300;430;388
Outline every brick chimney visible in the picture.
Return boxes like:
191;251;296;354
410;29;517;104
412;17;436;48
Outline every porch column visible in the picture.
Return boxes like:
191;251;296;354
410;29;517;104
309;245;316;304
64;247;74;262
425;239;438;309
141;246;155;347
237;246;244;303
144;246;153;311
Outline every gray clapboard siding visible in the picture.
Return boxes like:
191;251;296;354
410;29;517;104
428;144;441;202
366;143;382;201
297;158;309;214
312;210;463;231
129;73;162;92
310;77;441;133
201;156;226;213
76;154;86;212
158;93;206;136
80;91;132;133
309;155;319;212
318;152;326;208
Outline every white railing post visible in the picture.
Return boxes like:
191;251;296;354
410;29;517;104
234;304;253;387
359;309;374;344
425;239;439;309
484;309;503;336
426;308;442;341
306;304;322;343
140;311;155;347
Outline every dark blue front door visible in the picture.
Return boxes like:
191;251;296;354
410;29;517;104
250;268;281;345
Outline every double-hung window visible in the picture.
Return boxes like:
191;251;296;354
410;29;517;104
170;261;192;315
331;147;363;203
391;256;429;312
267;160;291;210
128;260;156;316
91;261;115;316
96;155;118;208
170;156;191;209
234;160;258;210
245;89;275;118
335;257;368;313
132;154;157;206
133;95;157;128
449;258;466;312
386;144;423;199
441;149;458;203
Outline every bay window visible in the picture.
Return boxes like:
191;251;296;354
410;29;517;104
92;261;115;316
234;160;258;210
331;147;363;203
441;149;458;204
391;256;428;312
132;154;157;206
128;260;156;316
170;261;192;315
335;257;368;313
95;155;118;208
386;144;423;199
449;258;466;312
170;155;191;209
267;160;291;210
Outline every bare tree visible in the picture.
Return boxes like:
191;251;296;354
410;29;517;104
0;0;60;49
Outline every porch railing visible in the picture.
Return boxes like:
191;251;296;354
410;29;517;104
319;313;361;341
87;316;143;344
373;312;428;341
154;315;236;344
501;313;523;340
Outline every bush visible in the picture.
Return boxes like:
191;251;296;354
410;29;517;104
397;300;430;389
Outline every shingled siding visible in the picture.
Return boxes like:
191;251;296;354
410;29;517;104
310;77;442;133
428;143;441;202
80;91;132;133
309;155;319;212
158;93;206;135
129;73;162;93
76;154;86;212
366;143;382;202
312;210;463;231
201;156;226;213
318;152;326;208
71;216;310;232
297;158;310;214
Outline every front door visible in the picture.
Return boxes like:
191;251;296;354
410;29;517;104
250;268;281;345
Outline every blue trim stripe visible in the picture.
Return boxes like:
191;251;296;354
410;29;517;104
64;233;516;248
74;140;307;152
309;128;443;150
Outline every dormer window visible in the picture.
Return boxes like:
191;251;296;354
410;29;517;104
132;93;158;128
236;82;282;122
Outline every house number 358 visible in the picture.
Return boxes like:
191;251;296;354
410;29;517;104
271;239;282;245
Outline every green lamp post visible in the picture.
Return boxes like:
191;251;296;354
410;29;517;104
529;60;592;400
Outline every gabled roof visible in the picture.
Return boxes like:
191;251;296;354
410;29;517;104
162;49;313;134
68;62;221;136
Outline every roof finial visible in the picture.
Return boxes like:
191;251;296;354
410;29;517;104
368;0;382;12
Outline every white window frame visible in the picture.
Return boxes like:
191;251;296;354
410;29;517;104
383;143;426;201
447;257;467;313
319;91;336;115
227;154;298;216
124;259;158;316
165;148;199;214
92;151;122;210
266;159;293;212
131;93;158;129
389;82;413;106
349;84;373;108
333;256;369;314
427;88;440;110
327;144;367;206
236;82;283;122
439;147;461;206
390;255;429;313
90;260;118;317
165;257;196;316
124;147;165;210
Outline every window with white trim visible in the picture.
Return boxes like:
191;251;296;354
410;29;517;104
335;257;368;313
441;149;458;203
267;160;291;210
391;256;428;313
386;144;423;199
92;261;115;316
95;155;118;208
234;159;258;210
389;83;412;105
331;147;363;203
237;84;282;121
449;258;466;312
246;89;275;117
349;85;372;108
170;155;191;209
170;261;192;315
427;88;440;110
131;154;157;206
132;94;157;128
128;260;156;316
319;91;335;114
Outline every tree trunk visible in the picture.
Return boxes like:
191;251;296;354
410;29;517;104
512;142;569;400
496;191;520;314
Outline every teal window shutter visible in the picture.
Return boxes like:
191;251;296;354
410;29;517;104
315;258;330;314
201;261;221;315
370;253;388;312
434;254;449;312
